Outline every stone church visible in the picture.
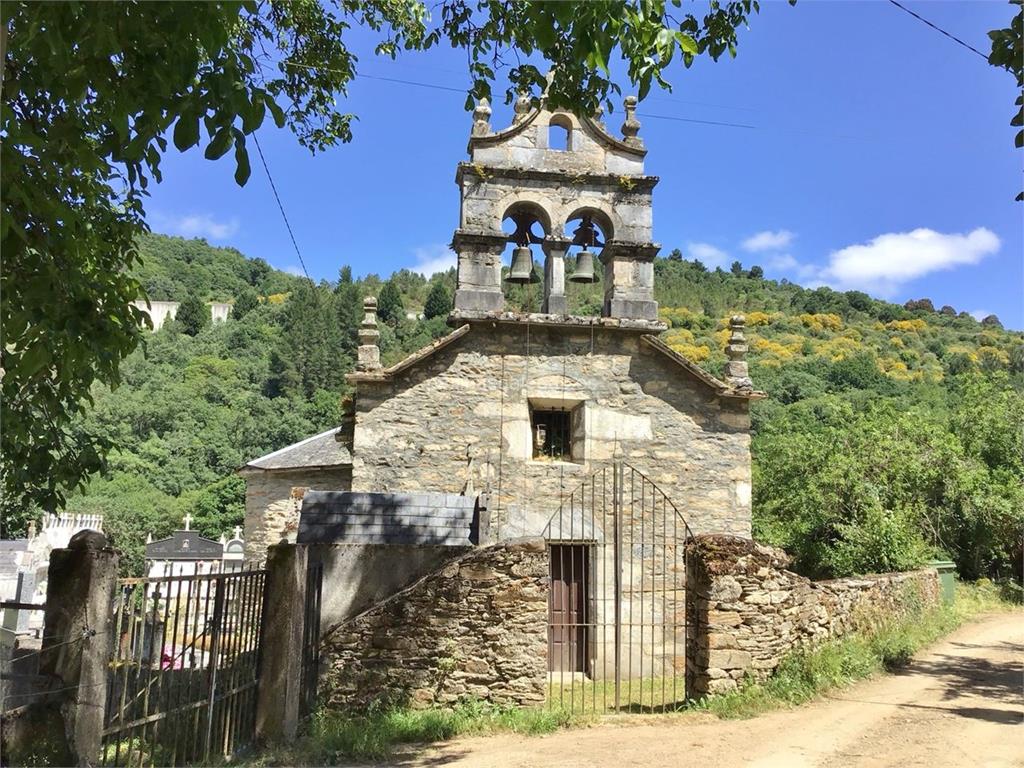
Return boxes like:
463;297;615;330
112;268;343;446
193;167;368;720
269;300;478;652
241;95;762;687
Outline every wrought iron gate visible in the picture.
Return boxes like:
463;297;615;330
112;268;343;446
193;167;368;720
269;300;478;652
101;567;266;766
544;462;693;714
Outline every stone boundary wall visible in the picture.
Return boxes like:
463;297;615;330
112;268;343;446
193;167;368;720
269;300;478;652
321;538;549;710
685;535;940;698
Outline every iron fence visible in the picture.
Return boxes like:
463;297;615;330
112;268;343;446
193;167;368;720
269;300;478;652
543;462;694;714
101;566;266;766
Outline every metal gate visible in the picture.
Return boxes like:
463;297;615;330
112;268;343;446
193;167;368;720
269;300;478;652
101;567;266;766
544;462;693;714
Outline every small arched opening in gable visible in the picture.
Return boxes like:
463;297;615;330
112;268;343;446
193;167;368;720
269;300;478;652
548;114;573;151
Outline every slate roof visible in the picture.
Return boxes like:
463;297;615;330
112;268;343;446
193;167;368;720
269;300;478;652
241;426;352;472
146;531;223;561
298;491;479;546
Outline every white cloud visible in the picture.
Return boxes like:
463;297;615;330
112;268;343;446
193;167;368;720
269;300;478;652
687;242;731;269
766;253;798;271
818;227;1000;297
409;243;456;277
742;229;794;252
151;211;239;240
969;309;992;322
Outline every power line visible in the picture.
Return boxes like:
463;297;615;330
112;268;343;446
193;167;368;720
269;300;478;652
635;111;756;130
887;0;989;61
283;61;874;139
251;132;315;287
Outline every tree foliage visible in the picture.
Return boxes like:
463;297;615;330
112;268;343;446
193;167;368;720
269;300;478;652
377;281;405;326
423;280;452;320
987;0;1024;200
176;292;210;336
1;0;773;521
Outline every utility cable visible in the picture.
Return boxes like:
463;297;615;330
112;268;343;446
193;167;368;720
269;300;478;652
251;132;316;289
887;0;989;60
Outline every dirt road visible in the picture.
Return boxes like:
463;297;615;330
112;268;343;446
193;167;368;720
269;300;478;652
399;612;1023;768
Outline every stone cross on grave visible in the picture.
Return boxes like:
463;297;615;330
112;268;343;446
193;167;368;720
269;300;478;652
182;512;192;531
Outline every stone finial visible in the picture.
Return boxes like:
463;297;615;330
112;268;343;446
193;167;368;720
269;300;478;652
621;95;643;148
146;532;152;544
357;296;382;372
472;97;492;136
233;525;242;540
513;92;531;123
724;315;753;390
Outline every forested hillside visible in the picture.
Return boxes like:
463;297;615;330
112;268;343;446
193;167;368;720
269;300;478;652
65;235;1023;581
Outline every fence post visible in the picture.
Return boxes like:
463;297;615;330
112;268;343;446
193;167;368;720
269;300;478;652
38;530;118;766
255;543;307;745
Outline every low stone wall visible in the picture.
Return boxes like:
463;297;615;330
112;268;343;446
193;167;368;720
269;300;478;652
322;538;549;710
685;535;940;697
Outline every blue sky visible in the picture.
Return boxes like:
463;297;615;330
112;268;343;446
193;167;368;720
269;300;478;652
146;1;1023;327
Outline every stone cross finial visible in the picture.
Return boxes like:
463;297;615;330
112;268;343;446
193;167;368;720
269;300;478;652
233;525;242;540
357;296;382;372
621;95;643;147
513;92;531;123
472;97;492;136
724;315;753;390
182;512;192;531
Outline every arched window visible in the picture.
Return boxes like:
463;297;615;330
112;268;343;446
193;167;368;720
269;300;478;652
548;115;572;151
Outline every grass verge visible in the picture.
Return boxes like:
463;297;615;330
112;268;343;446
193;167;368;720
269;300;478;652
695;578;1018;719
243;700;578;765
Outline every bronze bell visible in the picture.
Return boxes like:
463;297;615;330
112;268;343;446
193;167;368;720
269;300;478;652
506;245;540;284
568;247;598;283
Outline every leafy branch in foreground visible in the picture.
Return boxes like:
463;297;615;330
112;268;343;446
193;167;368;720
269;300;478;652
0;0;769;523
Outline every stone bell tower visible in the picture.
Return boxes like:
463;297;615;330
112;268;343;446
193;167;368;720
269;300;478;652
452;94;660;321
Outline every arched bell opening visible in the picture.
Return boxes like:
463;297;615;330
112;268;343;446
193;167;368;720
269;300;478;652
563;210;609;315
500;202;549;312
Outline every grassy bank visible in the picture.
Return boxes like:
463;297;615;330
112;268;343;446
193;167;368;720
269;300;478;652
696;579;1018;719
244;701;578;765
245;580;1016;765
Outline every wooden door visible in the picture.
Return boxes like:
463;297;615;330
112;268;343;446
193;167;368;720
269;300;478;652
549;544;589;673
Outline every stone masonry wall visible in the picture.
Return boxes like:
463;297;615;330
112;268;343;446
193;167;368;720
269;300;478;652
321;538;548;710
685;535;940;698
242;468;352;560
351;324;752;538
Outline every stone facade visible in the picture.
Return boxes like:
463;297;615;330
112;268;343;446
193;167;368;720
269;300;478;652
321;538;549;710
346;321;753;539
241;468;352;560
685;535;941;698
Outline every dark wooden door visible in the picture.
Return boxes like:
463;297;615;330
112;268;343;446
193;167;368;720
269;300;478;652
549;544;588;673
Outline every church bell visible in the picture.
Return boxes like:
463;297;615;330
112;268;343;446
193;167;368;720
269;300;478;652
506;245;541;284
568;247;598;283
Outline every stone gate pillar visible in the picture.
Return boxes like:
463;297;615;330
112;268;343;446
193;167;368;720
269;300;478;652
38;531;119;766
